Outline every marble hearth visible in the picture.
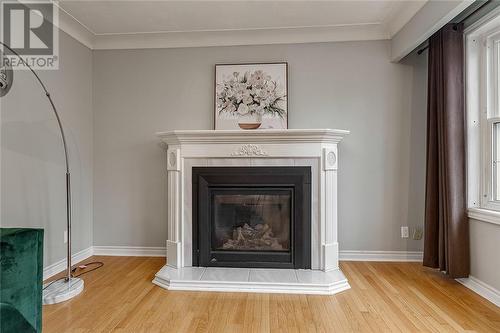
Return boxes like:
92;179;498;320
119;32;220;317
153;129;351;295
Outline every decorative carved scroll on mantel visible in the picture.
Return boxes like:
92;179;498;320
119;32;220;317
230;144;268;157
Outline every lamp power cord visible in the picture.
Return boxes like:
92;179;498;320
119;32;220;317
42;261;104;291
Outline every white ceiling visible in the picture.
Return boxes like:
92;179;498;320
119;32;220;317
58;1;427;37
45;0;472;62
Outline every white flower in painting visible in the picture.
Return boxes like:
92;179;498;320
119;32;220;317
237;103;249;115
242;94;253;105
219;100;236;113
255;88;267;99
249;70;268;87
234;83;248;102
216;83;225;94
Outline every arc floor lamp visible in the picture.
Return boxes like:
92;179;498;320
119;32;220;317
0;42;84;304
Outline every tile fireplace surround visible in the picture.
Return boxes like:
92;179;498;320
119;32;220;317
153;129;351;295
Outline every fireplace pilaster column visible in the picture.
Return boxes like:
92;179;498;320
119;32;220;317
166;147;182;268
322;146;339;271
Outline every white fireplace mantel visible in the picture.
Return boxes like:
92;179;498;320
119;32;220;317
153;129;351;295
158;128;349;144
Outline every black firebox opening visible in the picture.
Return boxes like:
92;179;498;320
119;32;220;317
192;167;311;269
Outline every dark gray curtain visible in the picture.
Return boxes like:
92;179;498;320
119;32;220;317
423;23;470;278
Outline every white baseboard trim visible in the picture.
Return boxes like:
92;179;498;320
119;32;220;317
457;276;500;307
93;246;166;257
43;248;422;281
339;250;423;262
43;246;93;281
43;246;166;280
89;248;423;262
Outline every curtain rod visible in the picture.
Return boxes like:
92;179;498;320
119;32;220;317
417;0;493;55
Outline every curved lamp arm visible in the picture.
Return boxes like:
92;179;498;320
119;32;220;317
1;41;73;282
0;41;69;174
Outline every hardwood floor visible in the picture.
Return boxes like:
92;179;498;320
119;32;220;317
43;256;500;332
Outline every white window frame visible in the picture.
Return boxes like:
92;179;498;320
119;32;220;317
492;120;500;200
466;9;500;225
484;117;500;209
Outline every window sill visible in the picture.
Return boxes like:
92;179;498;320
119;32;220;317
468;208;500;226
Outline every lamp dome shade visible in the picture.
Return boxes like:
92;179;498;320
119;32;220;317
0;50;13;97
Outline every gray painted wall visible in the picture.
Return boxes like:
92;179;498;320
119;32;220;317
93;40;427;252
0;32;93;267
403;51;427;252
470;219;500;290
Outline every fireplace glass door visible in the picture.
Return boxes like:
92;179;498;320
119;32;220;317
193;166;311;269
212;190;292;253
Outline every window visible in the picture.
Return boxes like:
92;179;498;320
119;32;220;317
466;10;500;222
489;33;500;204
483;27;500;209
489;118;500;203
494;121;500;200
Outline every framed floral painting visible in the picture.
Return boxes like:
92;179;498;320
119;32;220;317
214;63;288;130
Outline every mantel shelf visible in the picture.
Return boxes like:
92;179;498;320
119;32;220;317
156;129;350;145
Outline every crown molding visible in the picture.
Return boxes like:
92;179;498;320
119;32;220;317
54;10;389;51
57;5;95;49
92;24;388;50
19;1;95;49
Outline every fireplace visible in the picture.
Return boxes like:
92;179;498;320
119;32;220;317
153;129;350;295
192;167;311;269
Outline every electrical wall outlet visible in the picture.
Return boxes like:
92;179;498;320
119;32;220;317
64;230;68;244
401;226;409;238
413;227;423;240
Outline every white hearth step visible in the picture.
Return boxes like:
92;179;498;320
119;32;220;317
152;266;351;295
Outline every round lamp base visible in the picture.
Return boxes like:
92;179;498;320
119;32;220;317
42;277;84;305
